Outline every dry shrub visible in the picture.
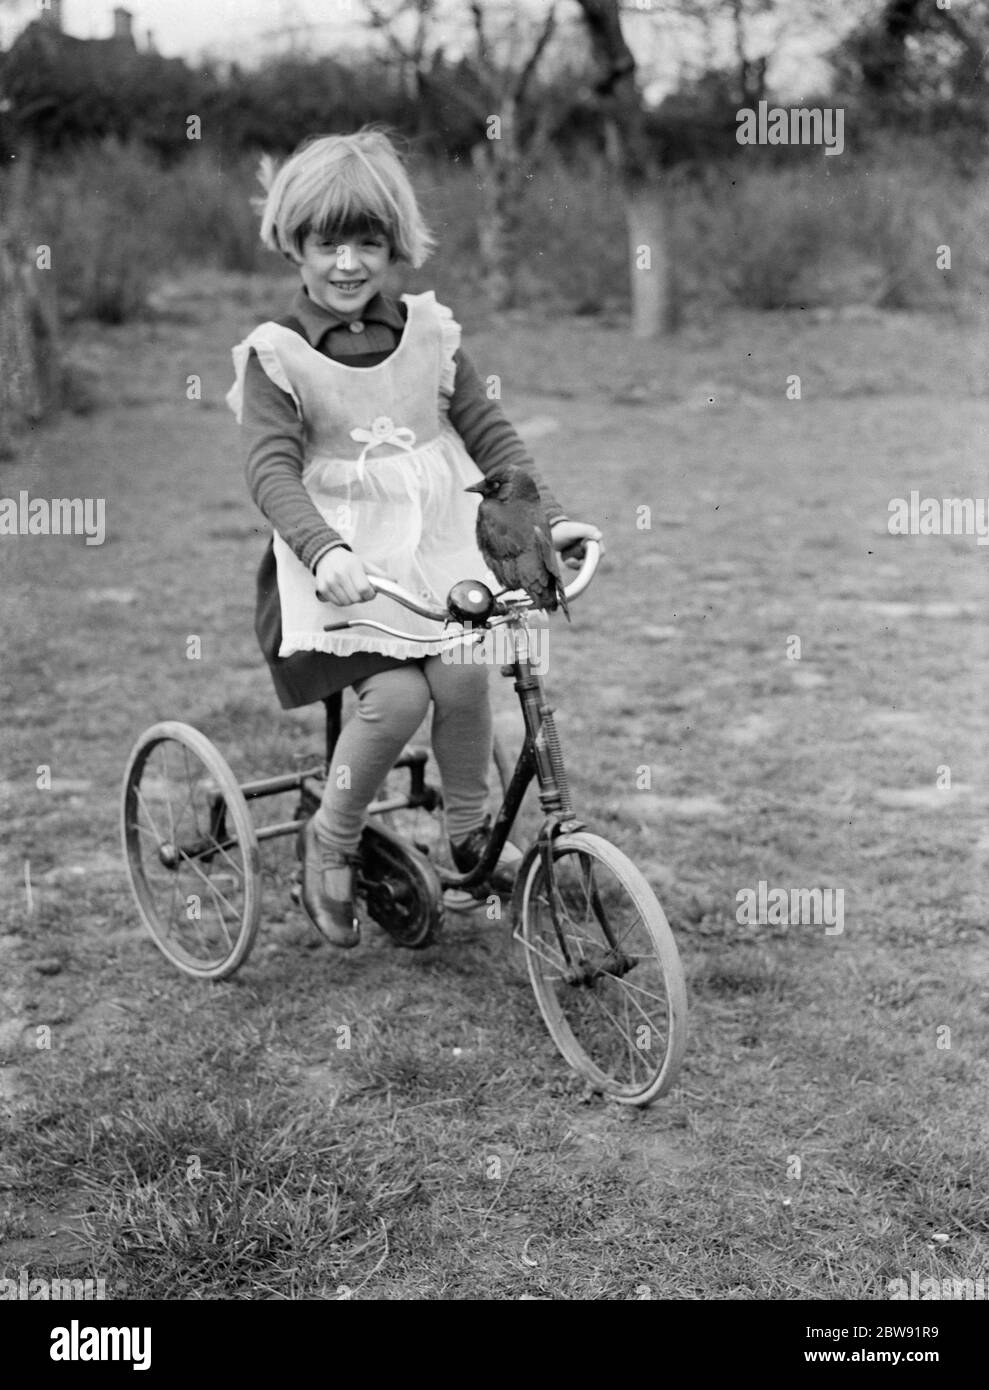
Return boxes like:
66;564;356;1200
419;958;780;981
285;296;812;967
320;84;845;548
18;136;989;331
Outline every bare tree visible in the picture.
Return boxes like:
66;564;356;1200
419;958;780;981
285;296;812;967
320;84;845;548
365;0;439;137
676;0;869;101
572;0;874;338
363;0;565;309
727;0;768;104
464;0;560;308
844;0;989;106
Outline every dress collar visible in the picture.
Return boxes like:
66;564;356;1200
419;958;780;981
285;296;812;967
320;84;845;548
289;287;406;345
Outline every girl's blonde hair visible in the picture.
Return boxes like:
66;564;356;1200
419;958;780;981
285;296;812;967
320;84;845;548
256;128;435;267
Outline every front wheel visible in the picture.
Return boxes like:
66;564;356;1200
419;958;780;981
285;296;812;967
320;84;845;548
517;832;687;1106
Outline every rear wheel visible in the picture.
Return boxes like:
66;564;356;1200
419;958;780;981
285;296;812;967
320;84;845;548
121;722;261;979
517;832;687;1106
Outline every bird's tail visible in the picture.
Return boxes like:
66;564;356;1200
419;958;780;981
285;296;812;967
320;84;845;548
557;578;571;622
536;525;572;622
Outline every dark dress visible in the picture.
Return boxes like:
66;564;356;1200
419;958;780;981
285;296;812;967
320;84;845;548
254;533;406;710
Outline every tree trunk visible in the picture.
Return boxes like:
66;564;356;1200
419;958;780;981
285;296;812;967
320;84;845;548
576;0;676;337
471;145;511;309
602;113;675;338
626;180;673;338
471;98;525;311
0;230;60;449
0;158;61;450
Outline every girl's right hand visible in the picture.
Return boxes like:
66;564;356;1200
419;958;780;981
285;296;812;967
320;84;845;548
314;547;377;606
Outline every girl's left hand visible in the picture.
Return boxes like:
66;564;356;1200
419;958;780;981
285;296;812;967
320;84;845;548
550;519;605;568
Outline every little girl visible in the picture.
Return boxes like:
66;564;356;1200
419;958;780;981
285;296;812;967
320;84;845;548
227;128;600;948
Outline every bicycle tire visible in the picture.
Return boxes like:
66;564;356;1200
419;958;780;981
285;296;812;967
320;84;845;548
121;721;262;980
516;832;687;1106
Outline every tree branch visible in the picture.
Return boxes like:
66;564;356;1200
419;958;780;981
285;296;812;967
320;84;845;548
575;0;636;94
469;1;491;73
574;0;655;180
364;0;418;63
511;2;558;104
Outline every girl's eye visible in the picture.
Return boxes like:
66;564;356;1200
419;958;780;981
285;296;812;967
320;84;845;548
320;239;382;252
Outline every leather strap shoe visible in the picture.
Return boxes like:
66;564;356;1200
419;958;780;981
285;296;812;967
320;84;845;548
299;818;360;948
450;815;522;894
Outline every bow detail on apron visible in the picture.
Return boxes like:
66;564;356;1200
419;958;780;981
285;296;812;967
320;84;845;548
350;415;418;480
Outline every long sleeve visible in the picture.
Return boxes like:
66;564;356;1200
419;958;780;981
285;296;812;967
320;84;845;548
241;350;348;571
448;348;568;524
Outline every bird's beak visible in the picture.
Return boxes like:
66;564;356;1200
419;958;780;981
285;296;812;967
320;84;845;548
464;482;484;495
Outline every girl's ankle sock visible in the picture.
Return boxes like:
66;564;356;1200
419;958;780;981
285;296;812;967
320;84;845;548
311;806;358;864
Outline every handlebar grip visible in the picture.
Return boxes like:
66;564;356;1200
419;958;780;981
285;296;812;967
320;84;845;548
561;537;600;602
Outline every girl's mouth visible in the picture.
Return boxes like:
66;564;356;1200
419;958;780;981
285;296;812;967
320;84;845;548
330;281;366;294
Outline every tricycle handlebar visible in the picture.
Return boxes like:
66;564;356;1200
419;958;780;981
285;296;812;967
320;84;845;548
369;539;601;624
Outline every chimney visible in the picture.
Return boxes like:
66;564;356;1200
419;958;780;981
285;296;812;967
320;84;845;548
39;0;64;30
112;7;134;42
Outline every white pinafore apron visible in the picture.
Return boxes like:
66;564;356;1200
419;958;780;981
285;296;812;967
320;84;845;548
227;292;499;658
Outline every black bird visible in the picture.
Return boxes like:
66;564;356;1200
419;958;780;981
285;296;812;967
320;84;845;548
465;466;571;620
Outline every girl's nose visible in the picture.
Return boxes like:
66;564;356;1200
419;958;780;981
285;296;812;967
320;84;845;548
335;243;360;272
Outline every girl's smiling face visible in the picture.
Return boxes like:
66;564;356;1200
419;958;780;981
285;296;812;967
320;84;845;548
296;225;392;318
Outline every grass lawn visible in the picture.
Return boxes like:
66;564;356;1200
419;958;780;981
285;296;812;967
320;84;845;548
1;272;987;1299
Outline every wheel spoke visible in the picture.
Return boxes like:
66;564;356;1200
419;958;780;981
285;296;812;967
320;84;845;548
580;982;642;1061
571;855;649;954
513;923;568;979
179;852;243;924
535;891;585;969
207;833;247;882
615;978;667;1038
159;749;178;847
207;888;235;951
169;869;182;936
611;971;670;1009
623;990;636;1081
133;818;164;846
179;745;206;838
158;744;198;842
134;785;167;848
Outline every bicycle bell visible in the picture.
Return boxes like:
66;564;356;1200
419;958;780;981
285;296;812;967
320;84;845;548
446;579;496;625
